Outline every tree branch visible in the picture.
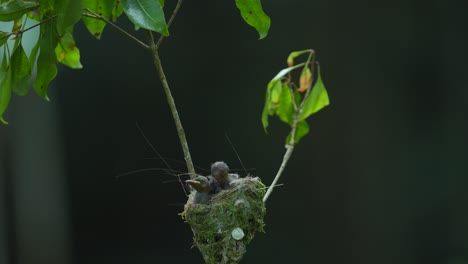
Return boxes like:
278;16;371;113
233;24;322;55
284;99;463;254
263;114;298;203
82;9;149;49
147;30;196;179
156;0;184;49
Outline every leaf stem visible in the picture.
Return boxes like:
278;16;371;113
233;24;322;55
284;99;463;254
263;113;298;203
82;9;149;49
0;15;57;37
147;30;196;179
156;0;183;49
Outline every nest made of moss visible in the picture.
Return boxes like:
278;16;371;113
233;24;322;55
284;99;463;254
181;176;266;264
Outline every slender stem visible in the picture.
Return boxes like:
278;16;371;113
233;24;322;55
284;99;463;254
82;2;194;178
156;0;184;49
82;10;149;49
1;15;57;37
147;31;196;179
263;112;299;203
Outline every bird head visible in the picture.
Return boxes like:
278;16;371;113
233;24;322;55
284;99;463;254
211;161;229;186
186;176;211;193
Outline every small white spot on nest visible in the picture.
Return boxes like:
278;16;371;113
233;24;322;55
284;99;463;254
234;199;246;206
231;227;245;240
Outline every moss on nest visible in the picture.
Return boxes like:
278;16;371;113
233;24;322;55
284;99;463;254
181;176;266;264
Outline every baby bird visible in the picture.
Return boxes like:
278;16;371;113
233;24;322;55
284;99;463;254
186;175;219;204
210;161;239;190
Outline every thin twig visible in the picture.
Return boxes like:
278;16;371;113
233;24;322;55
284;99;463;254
1;15;57;38
263;113;298;203
82;9;149;49
156;0;184;49
147;30;197;179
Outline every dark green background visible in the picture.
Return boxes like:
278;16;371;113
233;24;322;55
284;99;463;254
1;0;468;263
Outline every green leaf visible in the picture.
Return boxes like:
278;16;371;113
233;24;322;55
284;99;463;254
82;0;113;39
234;0;271;39
55;32;82;69
112;0;123;21
56;0;83;36
287;50;311;67
0;54;11;124
286;120;309;144
34;20;58;100
0;0;39;21
29;36;40;66
159;0;164;8
10;43;32;95
261;64;304;132
261;89;272;132
0;32;10;47
121;0;168;36
26;7;41;21
38;0;54;13
261;79;282;132
1;47;7;70
270;79;282;104
298;64;329;121
276;84;294;125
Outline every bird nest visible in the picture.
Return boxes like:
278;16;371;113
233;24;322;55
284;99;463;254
181;176;266;264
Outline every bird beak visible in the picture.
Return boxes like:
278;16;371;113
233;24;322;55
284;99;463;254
186;180;201;185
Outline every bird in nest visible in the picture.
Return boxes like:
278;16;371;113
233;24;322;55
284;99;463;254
185;175;219;204
210;161;240;190
185;161;240;204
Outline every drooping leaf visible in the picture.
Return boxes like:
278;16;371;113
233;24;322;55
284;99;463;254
0;53;11;124
234;0;270;39
261;79;282;132
34;20;58;100
261;93;271;132
276;84;294;125
0;32;10;47
26;6;41;21
287;50;311;67
262;64;305;132
55;32;82;69
286;120;309;144
56;0;83;35
298;66;312;92
112;0;123;21
0;0;39;21
38;0;54;13
82;0;114;39
10;43;32;95
29;36;40;66
270;79;282;104
121;0;168;35
1;47;7;70
261;81;274;132
298;65;329;121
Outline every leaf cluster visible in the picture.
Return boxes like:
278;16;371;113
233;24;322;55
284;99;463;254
0;0;271;124
262;49;330;144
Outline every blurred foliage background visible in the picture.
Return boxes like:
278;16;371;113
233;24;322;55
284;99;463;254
1;0;468;263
